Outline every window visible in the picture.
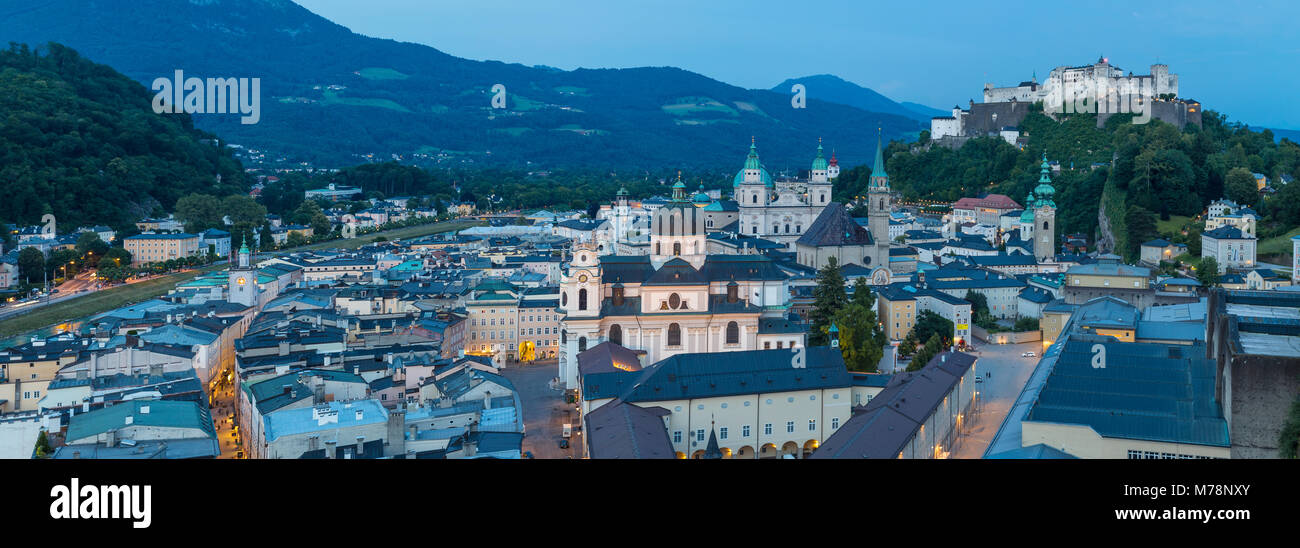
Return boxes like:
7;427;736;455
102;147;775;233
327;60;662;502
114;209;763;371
831;417;839;430
667;323;682;346
726;321;739;345
719;427;728;440
764;342;771;349
809;419;816;431
669;293;681;309
764;423;772;435
786;421;795;433
752;194;757;204
696;429;705;442
742;425;750;437
673;242;681;255
609;324;622;345
578;288;588;310
776;341;783;349
674;431;682;443
578;336;587;352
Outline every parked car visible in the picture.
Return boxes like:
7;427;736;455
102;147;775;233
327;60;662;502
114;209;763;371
558;439;569;449
1022;351;1037;358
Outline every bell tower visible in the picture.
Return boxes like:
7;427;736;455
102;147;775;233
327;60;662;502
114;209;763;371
1033;152;1057;263
228;237;257;307
867;129;891;263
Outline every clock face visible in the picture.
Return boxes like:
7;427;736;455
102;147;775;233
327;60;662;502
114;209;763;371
578;274;588;283
236;276;246;286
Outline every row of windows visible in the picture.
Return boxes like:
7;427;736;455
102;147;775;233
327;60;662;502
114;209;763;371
673;418;839;443
1126;450;1218;459
605;322;742;347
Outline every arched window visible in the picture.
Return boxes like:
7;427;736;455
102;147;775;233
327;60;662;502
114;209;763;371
578;288;588;310
667;323;681;347
609;324;622;346
726;321;739;345
879;199;885;210
752;194;757;204
656;243;661;255
1043;221;1049;230
785;224;790;233
820;194;826;203
578;336;587;352
561;292;568;306
673;242;681;255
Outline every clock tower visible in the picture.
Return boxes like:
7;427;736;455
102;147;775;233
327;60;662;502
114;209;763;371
228;237;257;307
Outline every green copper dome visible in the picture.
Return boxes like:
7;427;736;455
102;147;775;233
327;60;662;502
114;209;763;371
692;183;711;204
734;139;775;188
811;142;829;171
1020;193;1036;223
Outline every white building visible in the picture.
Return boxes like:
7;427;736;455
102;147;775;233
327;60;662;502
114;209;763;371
734;140;834;250
1201;226;1256;273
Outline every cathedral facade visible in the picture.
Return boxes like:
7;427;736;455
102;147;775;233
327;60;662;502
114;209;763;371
558;179;799;390
734;141;836;250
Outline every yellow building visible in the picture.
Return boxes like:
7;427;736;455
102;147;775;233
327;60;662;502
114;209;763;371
124;232;201;266
0;335;86;413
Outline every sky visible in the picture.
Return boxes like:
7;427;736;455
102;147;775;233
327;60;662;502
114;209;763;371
294;0;1300;129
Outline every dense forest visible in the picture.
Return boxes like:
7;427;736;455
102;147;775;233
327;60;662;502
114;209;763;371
0;43;250;232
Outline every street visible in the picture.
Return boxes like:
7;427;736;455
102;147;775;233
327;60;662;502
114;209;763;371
209;371;243;459
950;340;1042;459
500;359;576;459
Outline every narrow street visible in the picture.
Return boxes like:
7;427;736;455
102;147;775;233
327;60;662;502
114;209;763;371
500;359;576;459
950;341;1042;459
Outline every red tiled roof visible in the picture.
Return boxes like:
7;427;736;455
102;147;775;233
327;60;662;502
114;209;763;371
952;194;1021;210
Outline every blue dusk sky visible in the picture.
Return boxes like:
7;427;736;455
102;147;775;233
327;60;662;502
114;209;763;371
295;0;1300;129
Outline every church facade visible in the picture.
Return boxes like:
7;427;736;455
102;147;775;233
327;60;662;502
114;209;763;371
734;141;836;250
558;178;798;389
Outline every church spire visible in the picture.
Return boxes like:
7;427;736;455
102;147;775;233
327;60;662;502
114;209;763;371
1033;151;1056;208
870;128;889;190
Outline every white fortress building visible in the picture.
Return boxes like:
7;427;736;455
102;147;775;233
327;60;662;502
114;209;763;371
981;57;1178;105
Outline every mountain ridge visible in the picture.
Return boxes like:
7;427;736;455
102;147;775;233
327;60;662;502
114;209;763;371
0;0;923;170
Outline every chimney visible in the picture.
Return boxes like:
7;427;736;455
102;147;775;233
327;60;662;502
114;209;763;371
324;440;337;459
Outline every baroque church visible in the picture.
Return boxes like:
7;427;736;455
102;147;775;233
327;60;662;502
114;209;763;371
734;139;836;249
1003;153;1057;262
557;176;801;390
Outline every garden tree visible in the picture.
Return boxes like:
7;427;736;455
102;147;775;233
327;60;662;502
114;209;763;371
908;334;945;372
832;278;886;372
1196;256;1220;286
174;193;224;232
285;231;308;247
407;197;422;210
259;224;275;250
222;194;268;227
99;247;131;269
74;232;108;258
17;247;44;283
308;212;331;237
897;328;919;358
1223;167;1258;206
808;256;848;346
34;430;52;459
912;310;954;347
1013;317;1041;332
1124;205;1158;259
964;290;989;318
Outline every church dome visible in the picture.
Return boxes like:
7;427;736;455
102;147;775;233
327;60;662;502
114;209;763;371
1019;193;1036;223
692;183;711;205
734;140;774;188
811;142;829;171
656;175;706;236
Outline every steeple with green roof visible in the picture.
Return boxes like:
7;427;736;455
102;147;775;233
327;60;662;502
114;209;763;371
734;137;774;188
869;128;889;191
811;139;829;172
671;172;688;202
1033;151;1056;209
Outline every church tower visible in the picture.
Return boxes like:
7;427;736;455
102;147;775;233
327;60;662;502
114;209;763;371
867;130;892;265
651;174;707;268
1032;153;1057;263
613;186;630;242
735;139;772;236
827;149;840;180
228;237;257;307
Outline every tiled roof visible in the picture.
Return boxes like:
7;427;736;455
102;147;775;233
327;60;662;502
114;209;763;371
797;202;874;247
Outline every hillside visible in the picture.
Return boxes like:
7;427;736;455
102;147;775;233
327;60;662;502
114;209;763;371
771;74;943;122
0;0;922;170
0;43;249;232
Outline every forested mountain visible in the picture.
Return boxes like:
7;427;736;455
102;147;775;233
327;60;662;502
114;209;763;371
0;0;921;170
771;74;944;122
0;43;249;231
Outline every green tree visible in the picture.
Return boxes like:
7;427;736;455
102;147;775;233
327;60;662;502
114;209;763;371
908;334;945;372
34;430;52;459
832;278;886;372
1223;167;1257;206
17;247;45;284
99;247;131;269
285;231;308;247
222;194;268;227
808;256;847;346
1124;205;1158;260
1196;256;1220;286
898;328;919;358
174;193;224;232
912;310;954;346
74;232;108;258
